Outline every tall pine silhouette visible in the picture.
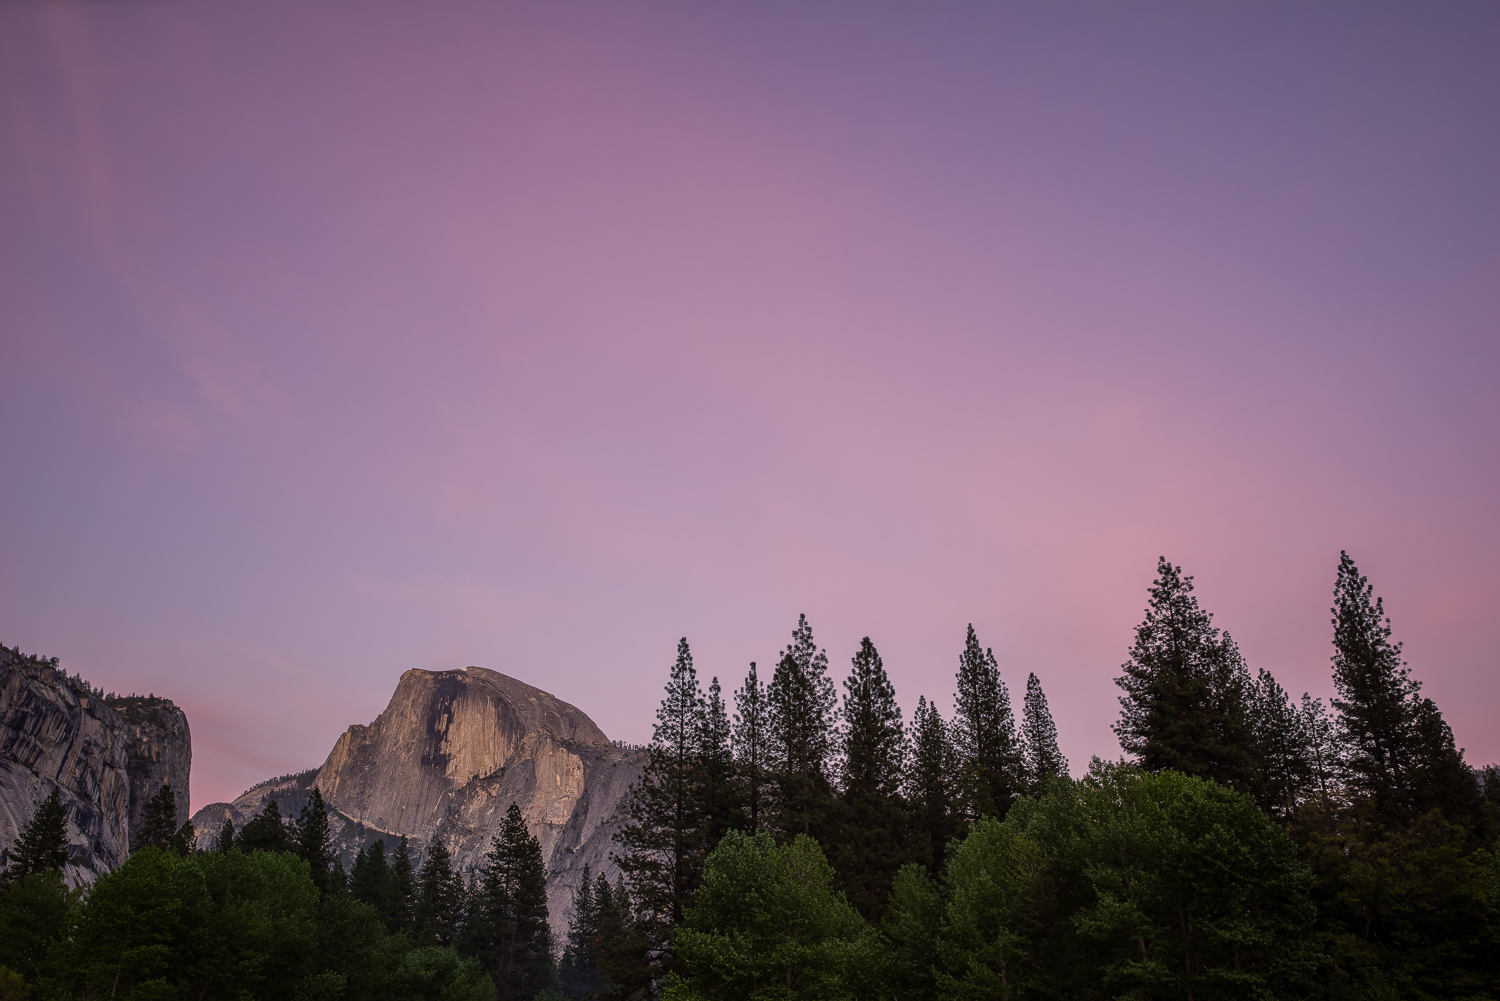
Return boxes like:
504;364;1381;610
414;836;462;947
469;803;554;998
952;625;1023;820
731;662;771;835
906;696;958;877
697;676;738;848
1114;558;1258;794
295;786;336;892
1020;673;1068;795
3;789;67;880
831;637;907;920
767;614;838;839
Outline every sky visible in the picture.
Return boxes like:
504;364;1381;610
1;1;1497;812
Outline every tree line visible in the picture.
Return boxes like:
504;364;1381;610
565;552;1499;1000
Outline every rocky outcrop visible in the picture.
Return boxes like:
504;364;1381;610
111;696;192;842
0;647;193;885
194;667;645;938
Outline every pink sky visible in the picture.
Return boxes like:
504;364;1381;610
2;1;1496;811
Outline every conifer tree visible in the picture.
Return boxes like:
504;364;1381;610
560;864;606;998
391;836;416;932
351;840;393;918
4;789;67;880
1020;672;1068;795
831;636;907;920
239;798;295;854
595;874;652;1000
767;613;839;839
697;676;739;848
614;637;706;933
137;783;179;851
1247;668;1317;819
952;624;1023;819
170;821;195;855
732;662;771;835
1113;559;1259;795
215;817;237;854
906;696;958;877
470;803;554;998
295;786;335;892
414;836;462;947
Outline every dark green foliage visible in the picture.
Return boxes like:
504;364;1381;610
415;836;463;947
560;864;607;998
830;636;907;921
1019;672;1067;795
3;789;66;880
173;820;196;855
938;762;1317;1000
1247;667;1329;820
697;675;739;848
216;816;237;854
1114;558;1260;795
295;786;336;892
594;875;653;1000
0;871;74;982
239;798;295;855
668;831;883;1001
615;637;706;936
731;661;771;836
138;782;180;852
767;614;839;840
392;836;417;932
1331;551;1485;830
951;624;1024;821
468;802;554;999
351;839;400;930
906;695;958;878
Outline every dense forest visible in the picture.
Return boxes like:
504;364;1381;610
2;551;1497;999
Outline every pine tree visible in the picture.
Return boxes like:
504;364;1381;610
697;676;739;848
170;821;195;856
238;798;294;854
391;836;416;933
1246;668;1318;820
732;662;772;835
216;817;237;854
614;637;706;934
1020;672;1068;796
906;696;958;877
471;803;554;999
560;864;607;998
351;840;392;918
1113;559;1259;795
137;783;179;852
295;786;336;892
767;613;839;839
4;789;67;880
414;836;463;947
595;874;652;1001
951;624;1023;820
831;636;907;920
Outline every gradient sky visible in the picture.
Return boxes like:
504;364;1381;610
2;1;1497;812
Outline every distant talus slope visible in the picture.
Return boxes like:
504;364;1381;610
316;667;642;936
0;648;193;884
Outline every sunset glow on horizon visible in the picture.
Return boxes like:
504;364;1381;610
2;1;1496;810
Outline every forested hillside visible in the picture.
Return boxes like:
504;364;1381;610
0;551;1495;999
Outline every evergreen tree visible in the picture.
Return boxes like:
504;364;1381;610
391;836;416;932
1020;672;1068;795
697;676;738;848
295;786;336;892
560;864;606;998
170;821;195;856
831;637;907;920
1113;558;1259;795
767;613;839;839
595;874;652;1001
951;624;1023;820
239;798;295;854
906;697;958;878
731;661;772;835
1247;668;1317;820
614;637;706;934
137;783;179;852
1330;551;1484;828
351;840;393;919
4;789;67;880
414;836;463;947
216;817;237;854
470;803;554;998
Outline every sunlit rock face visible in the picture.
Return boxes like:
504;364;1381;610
0;649;192;885
195;666;645;938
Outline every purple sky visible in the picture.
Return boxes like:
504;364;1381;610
2;2;1497;812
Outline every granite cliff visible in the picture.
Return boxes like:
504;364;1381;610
0;646;193;884
192;667;645;937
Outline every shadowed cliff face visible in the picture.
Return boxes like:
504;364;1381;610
0;649;190;884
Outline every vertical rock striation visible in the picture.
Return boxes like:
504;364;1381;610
111;696;193;841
